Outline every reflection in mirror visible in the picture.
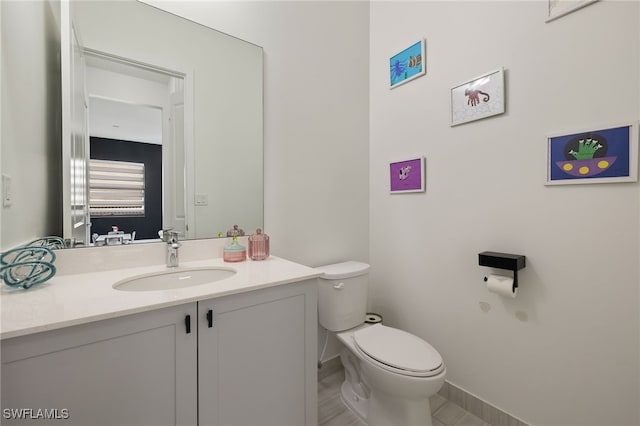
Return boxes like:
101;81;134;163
85;53;182;244
62;0;263;248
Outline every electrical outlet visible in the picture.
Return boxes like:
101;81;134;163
2;174;12;207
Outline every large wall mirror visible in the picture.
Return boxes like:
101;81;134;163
61;0;263;247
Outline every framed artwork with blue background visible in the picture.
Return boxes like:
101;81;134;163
389;39;425;89
546;122;638;185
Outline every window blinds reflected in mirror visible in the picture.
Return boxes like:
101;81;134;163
88;160;145;217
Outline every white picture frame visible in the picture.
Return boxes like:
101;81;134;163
389;156;426;194
546;0;599;23
450;68;505;127
545;121;638;185
389;39;426;89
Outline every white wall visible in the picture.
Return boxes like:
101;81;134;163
145;0;371;268
0;0;62;250
1;1;370;257
0;0;3;250
370;2;639;425
1;0;3;250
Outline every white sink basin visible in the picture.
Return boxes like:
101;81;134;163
113;267;236;291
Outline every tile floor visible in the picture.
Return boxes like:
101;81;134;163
318;369;491;426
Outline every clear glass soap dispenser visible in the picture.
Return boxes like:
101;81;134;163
248;228;269;261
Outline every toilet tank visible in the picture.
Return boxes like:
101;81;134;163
316;261;370;332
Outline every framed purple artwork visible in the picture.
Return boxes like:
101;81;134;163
390;157;425;193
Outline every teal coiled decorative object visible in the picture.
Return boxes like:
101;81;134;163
25;236;66;250
0;237;63;289
0;261;56;289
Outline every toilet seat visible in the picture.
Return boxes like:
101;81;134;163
353;324;444;377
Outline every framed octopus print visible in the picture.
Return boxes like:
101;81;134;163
546;122;638;185
450;68;505;126
389;39;425;89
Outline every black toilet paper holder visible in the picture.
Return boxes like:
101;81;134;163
478;251;526;292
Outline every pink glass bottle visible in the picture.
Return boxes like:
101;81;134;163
248;228;270;260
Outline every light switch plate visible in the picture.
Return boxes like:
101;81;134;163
2;174;12;207
195;194;208;206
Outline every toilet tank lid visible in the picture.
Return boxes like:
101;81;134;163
316;261;370;280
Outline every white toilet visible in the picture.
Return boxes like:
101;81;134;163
316;261;446;426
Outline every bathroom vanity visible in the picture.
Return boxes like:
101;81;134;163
1;248;319;426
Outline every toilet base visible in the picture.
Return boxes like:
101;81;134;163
340;381;368;421
341;380;435;426
367;390;433;426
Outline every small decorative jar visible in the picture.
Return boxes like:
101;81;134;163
248;228;270;261
226;225;245;237
223;236;247;262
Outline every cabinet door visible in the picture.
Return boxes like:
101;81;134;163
198;280;317;426
1;304;197;426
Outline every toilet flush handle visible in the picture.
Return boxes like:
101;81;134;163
333;282;345;290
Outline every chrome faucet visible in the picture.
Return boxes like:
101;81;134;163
160;229;181;267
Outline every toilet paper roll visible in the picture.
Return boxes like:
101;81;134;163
485;274;516;298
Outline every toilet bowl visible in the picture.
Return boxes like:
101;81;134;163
316;261;446;426
337;323;446;426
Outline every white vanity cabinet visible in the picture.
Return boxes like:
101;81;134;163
1;279;317;426
197;279;318;426
1;303;199;426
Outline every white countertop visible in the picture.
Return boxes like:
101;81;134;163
0;256;320;340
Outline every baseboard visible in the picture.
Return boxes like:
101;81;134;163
319;359;529;426
438;381;529;426
317;355;343;381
